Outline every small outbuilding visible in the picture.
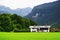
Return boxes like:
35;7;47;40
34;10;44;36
29;25;51;32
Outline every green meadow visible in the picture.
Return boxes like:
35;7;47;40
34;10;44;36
0;32;60;40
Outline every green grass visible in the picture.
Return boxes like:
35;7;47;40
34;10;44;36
0;32;60;40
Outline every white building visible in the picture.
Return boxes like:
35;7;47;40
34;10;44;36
29;25;51;32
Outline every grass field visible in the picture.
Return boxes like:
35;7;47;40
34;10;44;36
0;32;60;40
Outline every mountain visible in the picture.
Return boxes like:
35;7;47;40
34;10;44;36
0;6;32;17
14;7;32;16
26;0;60;25
0;6;15;14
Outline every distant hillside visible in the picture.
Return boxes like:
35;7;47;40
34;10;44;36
0;6;32;16
26;0;60;25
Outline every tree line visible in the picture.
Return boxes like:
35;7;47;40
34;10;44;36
0;13;60;32
0;13;37;32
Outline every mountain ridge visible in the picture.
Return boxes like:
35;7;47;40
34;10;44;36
26;0;60;25
0;6;32;16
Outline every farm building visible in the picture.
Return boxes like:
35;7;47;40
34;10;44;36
29;25;51;32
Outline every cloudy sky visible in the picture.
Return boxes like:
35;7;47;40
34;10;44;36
0;0;57;9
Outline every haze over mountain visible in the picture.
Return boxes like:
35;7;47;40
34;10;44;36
26;0;60;25
0;6;32;16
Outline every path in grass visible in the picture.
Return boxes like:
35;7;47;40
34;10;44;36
0;32;60;40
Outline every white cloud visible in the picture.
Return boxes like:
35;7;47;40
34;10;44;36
0;0;57;9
